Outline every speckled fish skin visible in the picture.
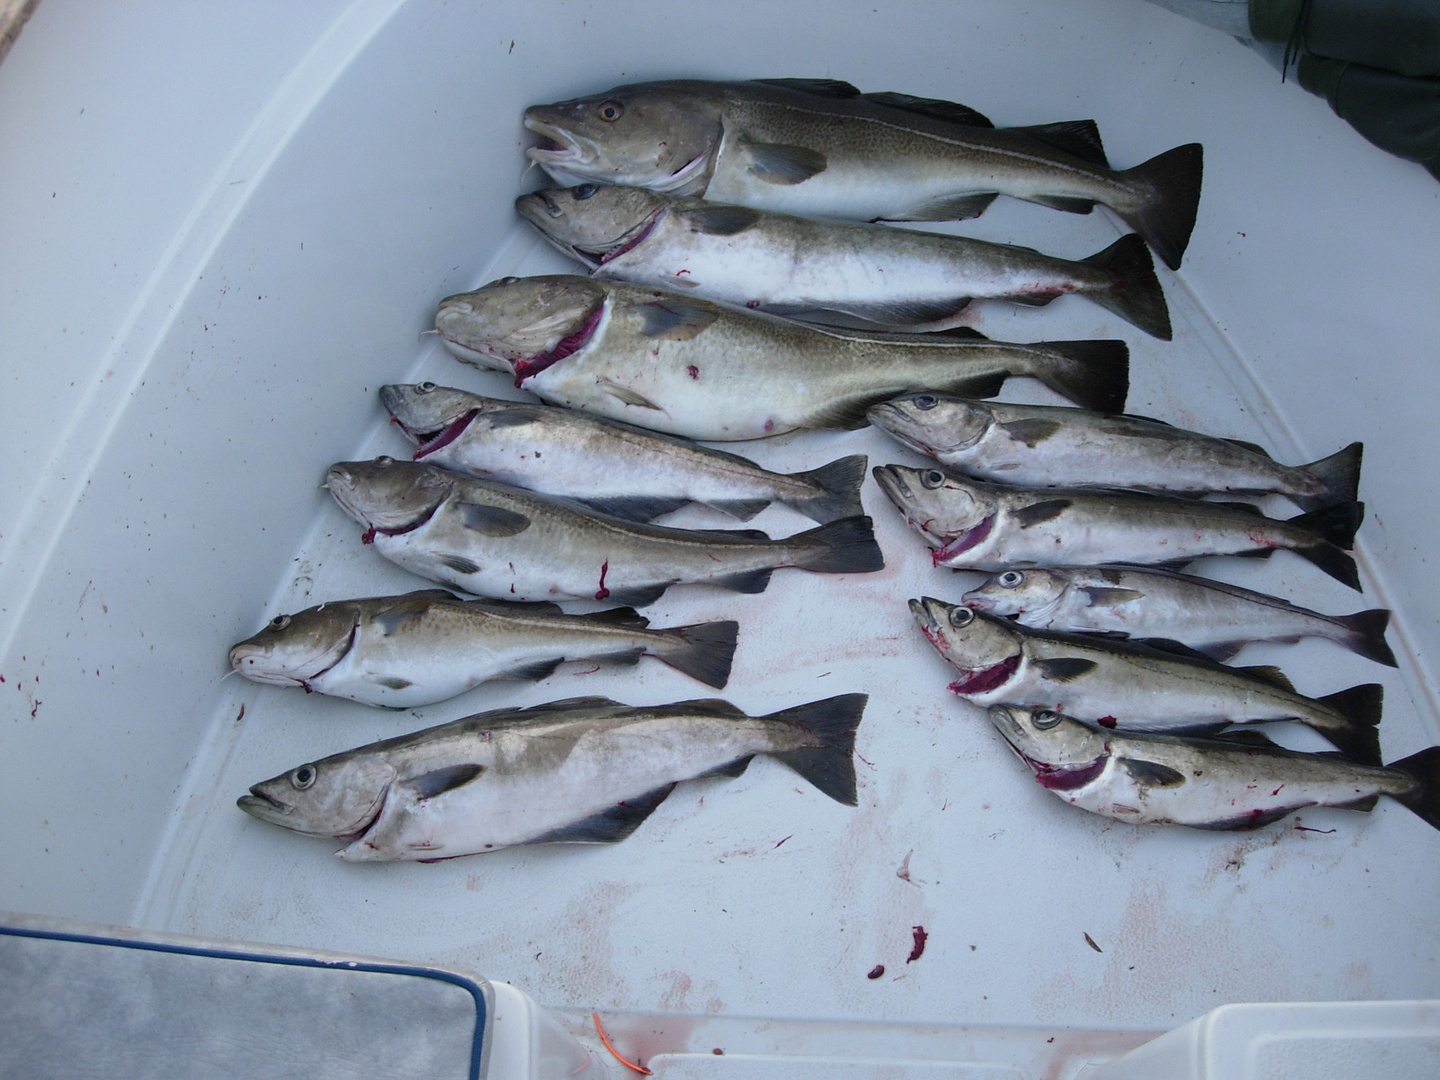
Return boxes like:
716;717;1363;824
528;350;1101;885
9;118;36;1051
380;382;868;524
986;706;1437;832
325;458;883;606
434;276;1129;440
908;597;1382;762
963;566;1397;666
522;79;1203;269
236;693;867;860
228;590;739;707
872;464;1362;590
515;184;1171;339
868;394;1361;510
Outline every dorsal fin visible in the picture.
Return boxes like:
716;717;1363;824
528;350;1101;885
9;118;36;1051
753;78;861;98
1238;665;1296;692
861;90;993;129
1013;119;1108;168
1211;728;1282;749
1222;436;1273;458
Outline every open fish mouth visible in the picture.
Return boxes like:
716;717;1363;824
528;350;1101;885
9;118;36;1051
523;117;594;168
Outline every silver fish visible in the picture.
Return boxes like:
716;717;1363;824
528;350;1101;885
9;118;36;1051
326;457;883;607
380;382;867;523
868;394;1362;512
515;184;1171;339
434;276;1129;440
908;597;1383;762
873;464;1363;590
987;705;1440;833
229;589;739;707
237;692;867;860
523;78;1203;269
963;566;1396;666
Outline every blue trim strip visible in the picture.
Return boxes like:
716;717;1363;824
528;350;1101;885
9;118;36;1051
0;924;486;1080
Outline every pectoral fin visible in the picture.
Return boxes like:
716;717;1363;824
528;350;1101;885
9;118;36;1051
682;205;763;236
1118;758;1186;788
598;378;663;410
998;418;1063;447
638;298;721;341
456;501;531;536
1031;657;1098;681
404;763;485;800
1013;499;1073;528
1080;586;1145;607
739;139;828;184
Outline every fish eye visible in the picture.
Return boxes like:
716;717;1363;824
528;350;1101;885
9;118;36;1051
921;469;946;489
373;455;394;468
572;183;599;200
416;381;436;394
914;395;937;411
268;614;292;631
290;764;317;790
1032;710;1063;730
999;571;1023;588
597;101;624;122
949;606;975;628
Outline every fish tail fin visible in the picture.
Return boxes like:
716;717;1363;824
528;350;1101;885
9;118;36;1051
766;693;868;805
1115;142;1204;270
653;620;739;689
1080;234;1172;340
1292;442;1363;512
1028;339;1130;413
789;515;885;574
1333;608;1398;668
1291;501;1365;550
1316;683;1385;765
1295;541;1362;591
787;454;869;523
1388;746;1440;832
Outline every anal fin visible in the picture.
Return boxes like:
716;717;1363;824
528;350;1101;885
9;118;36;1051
528;783;678;844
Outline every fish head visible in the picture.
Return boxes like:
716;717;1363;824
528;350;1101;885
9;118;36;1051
873;464;997;551
515;184;668;267
964;568;1069;618
380;382;487;448
238;753;398;839
524;84;723;193
229;603;358;688
326;457;453;534
435;275;607;377
907;597;1023;683
987;706;1105;770
867;395;993;457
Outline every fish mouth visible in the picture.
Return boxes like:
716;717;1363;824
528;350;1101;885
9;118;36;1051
872;465;913;512
523;116;594;169
239;787;292;819
412;410;479;460
865;403;926;448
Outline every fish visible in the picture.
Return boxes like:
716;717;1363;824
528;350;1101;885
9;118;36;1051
868;394;1362;512
229;589;740;707
908;596;1383;761
380;382;867;523
986;705;1440;833
515;184;1171;339
523;78;1203;269
872;464;1363;590
963;566;1397;666
325;457;884;607
434;276;1129;440
237;692;868;860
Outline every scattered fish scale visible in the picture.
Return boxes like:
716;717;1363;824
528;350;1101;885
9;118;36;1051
237;693;868;860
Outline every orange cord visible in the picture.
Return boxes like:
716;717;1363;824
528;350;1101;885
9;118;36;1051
592;1011;653;1075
